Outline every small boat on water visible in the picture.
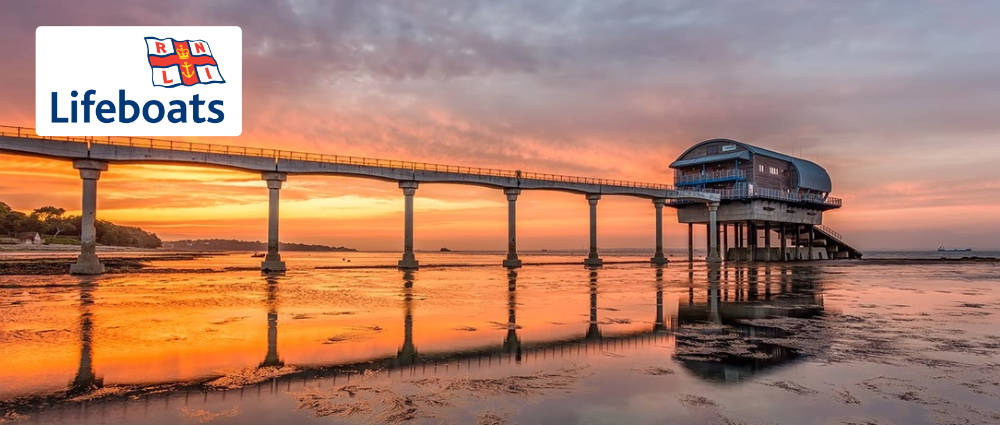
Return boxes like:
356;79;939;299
938;245;972;252
250;252;265;258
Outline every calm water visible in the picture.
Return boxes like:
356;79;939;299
1;252;999;424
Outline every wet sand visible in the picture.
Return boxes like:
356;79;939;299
0;252;998;424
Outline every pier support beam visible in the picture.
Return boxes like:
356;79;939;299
687;223;693;262
650;198;668;265
705;223;710;259
747;220;756;262
764;222;772;261
722;224;729;262
584;194;603;267
706;202;721;263
780;223;787;261
502;188;522;268
794;224;801;261
398;181;420;269
808;224;815;261
70;160;108;275
261;172;287;272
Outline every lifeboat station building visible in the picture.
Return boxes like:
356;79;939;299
670;139;862;261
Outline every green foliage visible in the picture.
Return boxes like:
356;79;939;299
94;219;161;248
0;201;161;248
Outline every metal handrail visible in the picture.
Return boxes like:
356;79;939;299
0;125;681;191
815;225;842;241
675;169;746;184
697;186;842;207
815;224;860;253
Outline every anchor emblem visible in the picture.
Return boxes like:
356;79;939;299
176;44;196;79
180;62;195;79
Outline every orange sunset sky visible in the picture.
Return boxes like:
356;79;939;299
2;1;999;251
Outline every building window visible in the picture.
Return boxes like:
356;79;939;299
758;164;764;173
769;166;780;175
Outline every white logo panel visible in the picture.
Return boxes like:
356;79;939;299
36;26;242;136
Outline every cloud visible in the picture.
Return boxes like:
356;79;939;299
2;1;999;249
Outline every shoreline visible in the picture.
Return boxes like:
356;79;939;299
0;253;995;276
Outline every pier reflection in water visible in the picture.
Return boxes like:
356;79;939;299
70;278;102;393
675;264;824;382
259;274;283;368
4;261;831;424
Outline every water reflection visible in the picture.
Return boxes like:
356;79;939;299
675;264;825;382
70;278;102;393
502;270;522;360
653;266;667;332
7;262;833;418
259;275;283;368
586;270;601;340
396;270;418;366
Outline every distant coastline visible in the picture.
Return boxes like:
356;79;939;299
163;239;356;252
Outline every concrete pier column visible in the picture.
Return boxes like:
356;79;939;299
764;222;772;261
70;160;108;275
706;202;721;263
794;224;801;261
398;181;420;269
747;220;756;262
650;198;668;265
261;172;287;272
780;223;787;261
808;224;815;260
722;224;729;262
705;223;710;258
584;194;603;267
687;223;694;262
502;188;522;268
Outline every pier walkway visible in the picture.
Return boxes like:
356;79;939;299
0;126;721;274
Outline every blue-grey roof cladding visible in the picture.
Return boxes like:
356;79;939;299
670;139;832;193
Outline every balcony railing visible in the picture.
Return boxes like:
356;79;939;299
0;125;679;191
675;169;746;185
716;186;841;207
668;185;841;207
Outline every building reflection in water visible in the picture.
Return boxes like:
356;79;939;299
396;270;418;366
70;277;102;393
675;264;825;382
502;270;522;361
259;274;283;368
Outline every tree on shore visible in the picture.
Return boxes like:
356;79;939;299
31;206;74;237
1;201;161;248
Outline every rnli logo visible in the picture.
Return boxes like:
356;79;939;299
36;26;242;136
145;37;225;87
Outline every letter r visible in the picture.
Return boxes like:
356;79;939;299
156;42;166;54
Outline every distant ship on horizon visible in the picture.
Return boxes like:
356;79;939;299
938;245;972;252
